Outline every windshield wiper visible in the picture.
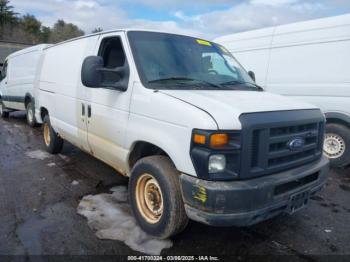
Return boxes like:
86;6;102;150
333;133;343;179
149;77;222;88
220;80;264;91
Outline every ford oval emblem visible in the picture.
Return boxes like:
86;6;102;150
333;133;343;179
287;137;305;151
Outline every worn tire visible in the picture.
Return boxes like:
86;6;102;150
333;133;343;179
324;123;350;167
43;115;63;154
0;101;9;118
129;155;189;239
26;102;38;127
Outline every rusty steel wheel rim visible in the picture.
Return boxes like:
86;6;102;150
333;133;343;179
135;173;163;224
43;123;51;146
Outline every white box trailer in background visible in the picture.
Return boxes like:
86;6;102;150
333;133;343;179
215;14;350;167
0;44;50;126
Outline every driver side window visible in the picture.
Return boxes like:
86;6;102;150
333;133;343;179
98;37;127;85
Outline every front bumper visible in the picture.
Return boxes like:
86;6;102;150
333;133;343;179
180;156;329;226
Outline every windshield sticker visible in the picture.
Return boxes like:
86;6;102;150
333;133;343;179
196;39;212;46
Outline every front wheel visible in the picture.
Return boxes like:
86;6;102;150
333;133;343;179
43;115;64;154
129;156;188;239
323;123;350;167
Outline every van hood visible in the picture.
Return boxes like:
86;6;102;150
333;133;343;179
160;90;318;129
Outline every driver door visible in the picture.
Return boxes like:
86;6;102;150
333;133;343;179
84;32;133;174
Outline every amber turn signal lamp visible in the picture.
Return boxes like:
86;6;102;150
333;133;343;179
194;134;206;144
210;133;229;147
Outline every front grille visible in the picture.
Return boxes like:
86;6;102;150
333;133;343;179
239;110;325;179
267;122;321;168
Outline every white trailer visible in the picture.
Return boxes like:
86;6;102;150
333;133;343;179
0;44;50;126
215;14;350;167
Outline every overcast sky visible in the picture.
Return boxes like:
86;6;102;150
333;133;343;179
10;0;350;39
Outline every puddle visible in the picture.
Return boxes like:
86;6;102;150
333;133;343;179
26;150;51;160
77;186;172;255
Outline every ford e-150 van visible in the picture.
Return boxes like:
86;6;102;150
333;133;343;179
0;44;50;126
34;30;329;238
215;14;350;168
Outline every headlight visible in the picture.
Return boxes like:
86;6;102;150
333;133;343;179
190;129;241;181
208;154;226;173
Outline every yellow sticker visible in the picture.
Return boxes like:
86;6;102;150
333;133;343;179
196;39;212;46
192;185;207;204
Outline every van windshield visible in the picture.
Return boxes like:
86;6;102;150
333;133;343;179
127;31;260;91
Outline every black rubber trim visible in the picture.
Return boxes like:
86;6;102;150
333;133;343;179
1;95;25;103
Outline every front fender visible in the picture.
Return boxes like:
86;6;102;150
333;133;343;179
126;114;197;176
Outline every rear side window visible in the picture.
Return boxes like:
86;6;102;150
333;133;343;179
98;37;128;85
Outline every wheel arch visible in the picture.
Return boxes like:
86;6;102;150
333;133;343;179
40;106;49;121
128;141;172;171
325;112;350;129
24;92;35;108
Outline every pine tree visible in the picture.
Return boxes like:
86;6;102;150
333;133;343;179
0;0;18;27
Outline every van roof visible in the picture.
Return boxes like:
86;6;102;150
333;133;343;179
215;13;350;44
6;44;52;60
44;28;205;50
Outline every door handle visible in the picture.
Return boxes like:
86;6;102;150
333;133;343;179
82;103;85;116
88;105;91;118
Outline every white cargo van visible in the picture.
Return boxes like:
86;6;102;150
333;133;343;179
0;44;49;126
215;14;350;167
34;30;328;238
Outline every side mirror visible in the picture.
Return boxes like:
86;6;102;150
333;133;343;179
248;71;255;82
81;56;129;91
81;56;104;87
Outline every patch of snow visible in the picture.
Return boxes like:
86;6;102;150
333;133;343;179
77;186;172;255
71;180;79;186
47;162;56;167
324;229;332;233
25;150;51;160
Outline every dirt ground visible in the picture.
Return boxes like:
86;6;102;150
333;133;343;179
0;112;349;261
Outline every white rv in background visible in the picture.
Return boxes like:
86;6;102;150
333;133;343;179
0;44;50;126
215;14;350;167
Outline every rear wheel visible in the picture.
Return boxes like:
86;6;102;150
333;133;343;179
0;101;9;118
323;123;350;167
43;115;63;154
129;155;188;239
26;102;38;127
